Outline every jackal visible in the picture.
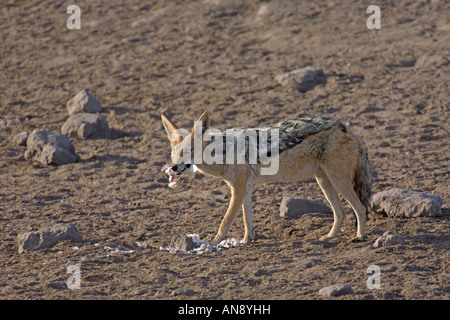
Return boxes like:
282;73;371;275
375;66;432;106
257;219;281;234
161;112;371;245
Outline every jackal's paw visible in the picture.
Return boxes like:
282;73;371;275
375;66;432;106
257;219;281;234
210;234;226;246
320;234;335;241
210;239;220;246
243;231;256;245
351;236;366;242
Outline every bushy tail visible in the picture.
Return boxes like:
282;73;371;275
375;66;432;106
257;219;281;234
353;148;372;212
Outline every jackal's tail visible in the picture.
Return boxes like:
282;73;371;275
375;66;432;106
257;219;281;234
353;148;372;211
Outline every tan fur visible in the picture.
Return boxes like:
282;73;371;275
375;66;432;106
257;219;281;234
162;112;371;245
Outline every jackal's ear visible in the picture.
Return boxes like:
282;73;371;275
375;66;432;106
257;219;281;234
192;111;209;135
161;114;182;146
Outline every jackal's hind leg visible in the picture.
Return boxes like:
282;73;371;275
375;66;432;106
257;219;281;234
323;170;367;241
315;171;345;240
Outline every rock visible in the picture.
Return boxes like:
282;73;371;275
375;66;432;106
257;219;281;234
280;197;331;218
170;234;198;251
319;284;353;297
370;188;443;218
24;129;79;166
275;67;326;92
171;288;195;297
17;223;83;253
301;257;322;269
61;113;110;139
13;131;29;146
184;289;195;296
255;3;270;21
67;89;103;116
0;118;22;128
373;231;405;248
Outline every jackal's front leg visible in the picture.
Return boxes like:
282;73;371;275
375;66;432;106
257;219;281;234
242;187;254;245
211;184;246;246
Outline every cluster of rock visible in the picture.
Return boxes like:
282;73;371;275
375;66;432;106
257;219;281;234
62;89;110;139
369;188;443;248
13;89;110;166
24;129;79;166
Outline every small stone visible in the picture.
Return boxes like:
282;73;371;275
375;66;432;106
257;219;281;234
280;197;331;218
170;234;198;251
17;223;83;253
373;231;405;248
0;118;22;128
302;257;322;269
255;3;270;21
171;289;183;296
319;284;353;297
67;89;103;116
13;131;29;146
171;288;195;297
187;65;196;74
275;67;326;92
185;289;195;296
154;290;167;297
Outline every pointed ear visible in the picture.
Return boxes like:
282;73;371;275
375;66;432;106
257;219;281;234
192;111;209;135
161;114;181;146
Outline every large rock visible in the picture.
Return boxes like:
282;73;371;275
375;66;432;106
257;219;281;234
275;67;326;92
17;223;83;253
61;113;110;139
370;188;443;218
280;197;331;218
67;89;103;116
24;129;79;165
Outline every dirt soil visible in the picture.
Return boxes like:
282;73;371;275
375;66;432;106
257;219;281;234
0;0;449;300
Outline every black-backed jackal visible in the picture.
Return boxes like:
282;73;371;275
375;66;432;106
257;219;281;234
161;112;371;245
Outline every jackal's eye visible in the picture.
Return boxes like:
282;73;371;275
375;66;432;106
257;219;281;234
171;146;181;158
171;143;186;159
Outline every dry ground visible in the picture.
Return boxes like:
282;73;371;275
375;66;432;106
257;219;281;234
0;0;448;300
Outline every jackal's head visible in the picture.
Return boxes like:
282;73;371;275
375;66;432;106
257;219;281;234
161;111;209;175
